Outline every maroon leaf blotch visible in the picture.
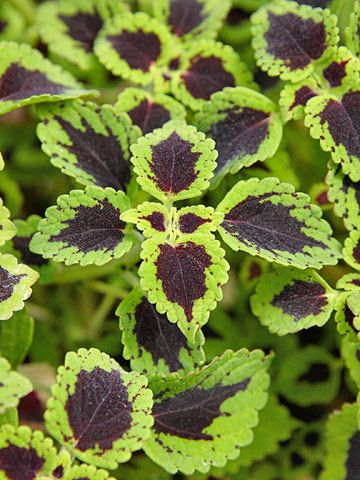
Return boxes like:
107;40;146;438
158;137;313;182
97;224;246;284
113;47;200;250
142;212;166;232
128;99;170;134
323;60;348;88
0;445;44;480
289;85;317;110
168;0;205;37
59;11;103;53
179;213;210;234
0;266;23;303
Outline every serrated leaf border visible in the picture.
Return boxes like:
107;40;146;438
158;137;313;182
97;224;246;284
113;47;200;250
0;198;16;246
0;356;32;414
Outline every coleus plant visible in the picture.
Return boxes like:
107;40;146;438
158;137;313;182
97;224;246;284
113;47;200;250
0;0;359;479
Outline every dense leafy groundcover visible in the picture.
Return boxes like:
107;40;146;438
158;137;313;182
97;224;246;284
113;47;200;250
0;0;359;478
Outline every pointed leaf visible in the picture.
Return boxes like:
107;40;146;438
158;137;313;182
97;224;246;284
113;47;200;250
121;202;168;239
216;177;342;269
94;12;175;85
30;187;133;266
0;357;32;414
305;87;360;182
194;86;283;183
37;100;140;190
153;0;231;41
251;0;338;82
37;0;128;71
143;349;271;475
115;88;186;135
279;76;319;122
0;254;39;321
0;42;97;115
171;40;255;110
0;425;59;479
345;1;360;57
139;235;229;341
0;198;15;246
130;121;217;202
0;308;34;368
117;288;205;376
343;230;360;271
251;267;337;335
45;348;153;469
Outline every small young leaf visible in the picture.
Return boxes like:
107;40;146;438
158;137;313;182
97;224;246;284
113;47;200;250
319;46;360;92
194;86;283;183
115;88;186;135
45;348;153;469
334;291;360;342
139;235;229;341
130;121;217;202
153;0;231;41
94;12;175;85
343;230;360;271
216;177;342;269
0;198;16;246
175;205;221;235
251;0;338;82
116;288;205;376
0;42;97;115
345;1;360;57
0;308;34;368
305;87;360;182
0;425;59;479
0;357;32;413
326;160;360;231
279;76;319;122
9;215;48;267
336;273;360;292
121;202;168;238
320;403;360;480
0;253;39;321
30;187;133;266
143;349;271;475
37;0;128;71
251;267;337;335
37;100;140;190
171;40;255;110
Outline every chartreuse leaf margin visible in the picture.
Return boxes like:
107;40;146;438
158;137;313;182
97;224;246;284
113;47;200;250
45;348;153;469
0;356;32;414
0;198;16;246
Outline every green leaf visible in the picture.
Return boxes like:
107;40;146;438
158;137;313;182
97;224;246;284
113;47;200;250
143;349;271;475
139;234;229;342
194;86;283;184
251;267;337;335
0;253;39;321
0;407;18;428
94;12;175;86
0;1;25;42
0;41;97;115
0;425;59;478
216;177;342;269
320;403;359;480
121;202;169;239
0;198;16;246
0;308;34;368
130;121;217;202
319;46;360;93
30;186;133;266
115;87;186;135
305;87;360;182
36;100;140;190
37;0;128;71
336;273;360;292
341;335;360;388
64;463;117;480
326;160;360;231
152;0;231;42
171;39;255;110
345;1;360;57
175;205;222;236
279;76;319;122
334;291;360;342
251;0;338;82
117;288;205;376
0;356;32;414
45;348;153;469
343;229;360;271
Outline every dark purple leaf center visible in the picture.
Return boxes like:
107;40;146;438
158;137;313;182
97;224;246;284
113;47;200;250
179;213;210;233
0;445;44;480
59;11;103;53
290;85;317;110
142;211;166;232
0;266;23;303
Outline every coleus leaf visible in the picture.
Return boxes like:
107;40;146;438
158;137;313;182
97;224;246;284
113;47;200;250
345;0;360;57
130;121;217;202
0;308;34;368
334;291;360;342
305;87;360;182
0;253;39;321
63;463;117;480
29;187;133;266
36;100;140;191
0;198;15;246
152;0;231;41
94;12;175;86
10;216;48;267
0;357;32;414
216;177;342;269
341;336;360;389
337;273;360;292
139;234;229;342
175;205;221;236
343;230;360;271
320;403;360;480
319;46;360;93
194;86;283;184
0;425;59;479
121;202;169;238
45;348;153;469
116;288;205;376
0;1;24;42
326;160;360;231
0;42;97;115
115;88;186;135
251;0;338;82
142;348;271;475
37;0;128;71
251;267;337;335
171;40;255;110
279;76;319;122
